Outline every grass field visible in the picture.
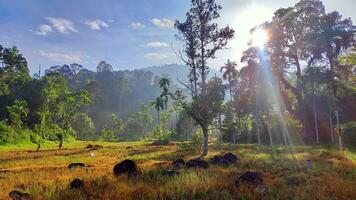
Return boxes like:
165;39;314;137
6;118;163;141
0;141;355;200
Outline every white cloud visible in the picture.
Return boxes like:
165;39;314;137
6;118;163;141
130;22;145;29
150;18;174;28
39;50;83;62
35;24;52;36
144;53;172;60
85;19;109;30
146;41;169;48
45;17;77;33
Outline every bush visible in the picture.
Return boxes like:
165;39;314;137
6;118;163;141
0;121;31;145
191;132;203;150
342;121;356;146
0;121;16;144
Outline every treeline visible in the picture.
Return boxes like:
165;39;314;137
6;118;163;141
0;45;191;149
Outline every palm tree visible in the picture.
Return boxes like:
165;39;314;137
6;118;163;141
153;96;164;123
159;78;170;109
220;60;238;101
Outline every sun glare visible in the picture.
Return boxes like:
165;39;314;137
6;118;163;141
251;28;268;48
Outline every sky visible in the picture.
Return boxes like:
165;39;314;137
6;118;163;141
0;0;355;74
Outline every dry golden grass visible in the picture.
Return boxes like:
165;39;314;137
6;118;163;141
0;141;355;200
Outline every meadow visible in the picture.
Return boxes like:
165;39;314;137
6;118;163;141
1;141;355;200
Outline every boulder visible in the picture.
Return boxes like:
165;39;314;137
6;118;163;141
126;146;133;150
70;178;84;189
186;159;209;169
209;155;232;166
68;163;85;170
85;144;94;149
235;171;264;187
151;139;169;146
9;190;31;200
222;153;239;163
172;159;185;169
113;159;140;177
94;144;103;149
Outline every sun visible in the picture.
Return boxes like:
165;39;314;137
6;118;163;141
251;28;268;48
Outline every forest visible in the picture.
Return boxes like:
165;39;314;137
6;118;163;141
0;0;355;199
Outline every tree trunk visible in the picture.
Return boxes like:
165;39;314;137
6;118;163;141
328;98;334;142
201;124;209;156
36;143;41;152
335;106;343;151
58;134;63;150
312;83;319;144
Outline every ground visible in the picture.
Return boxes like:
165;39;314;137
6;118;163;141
0;141;355;200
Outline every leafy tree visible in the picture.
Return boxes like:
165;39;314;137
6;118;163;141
6;100;29;130
175;0;234;155
220;60;238;101
97;61;113;72
71;113;95;139
111;113;124;137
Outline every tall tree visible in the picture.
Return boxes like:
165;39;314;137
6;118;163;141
220;60;238;101
175;0;234;155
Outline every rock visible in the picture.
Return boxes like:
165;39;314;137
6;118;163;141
113;159;140;177
222;153;239;163
126;146;133;150
70;178;84;189
186;159;209;169
172;159;185;169
86;144;103;150
68;163;85;170
236;171;264;187
151;139;169;146
162;170;180;177
209;155;232;166
9;190;31;200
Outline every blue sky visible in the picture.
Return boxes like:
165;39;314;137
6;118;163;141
0;0;355;73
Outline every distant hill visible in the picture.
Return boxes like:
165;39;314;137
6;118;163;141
143;64;222;84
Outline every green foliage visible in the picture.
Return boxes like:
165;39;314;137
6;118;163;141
0;121;17;144
100;127;115;140
342;122;356;146
6;100;29;129
71;113;96;139
191;131;203;151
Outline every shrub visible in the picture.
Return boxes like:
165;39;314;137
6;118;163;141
0;120;16;144
342;122;356;146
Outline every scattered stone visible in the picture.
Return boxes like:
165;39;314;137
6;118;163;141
222;153;239;163
236;171;264;187
68;163;85;170
186;159;209;169
209;155;232;166
113;159;140;177
9;190;31;200
151;140;170;146
172;159;185;169
70;178;84;189
162;169;180;177
94;144;103;149
86;144;103;150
